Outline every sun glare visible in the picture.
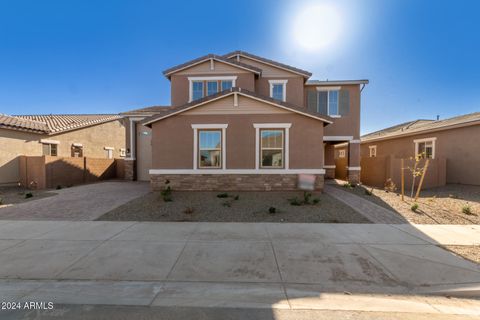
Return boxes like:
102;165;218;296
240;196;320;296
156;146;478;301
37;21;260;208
292;4;343;52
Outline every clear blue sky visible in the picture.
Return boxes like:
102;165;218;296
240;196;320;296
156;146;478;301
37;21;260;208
1;0;479;134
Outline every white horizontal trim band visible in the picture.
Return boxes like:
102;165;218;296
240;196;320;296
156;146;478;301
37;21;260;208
191;124;228;129
347;166;361;170
350;139;361;143
188;76;238;81
149;169;325;175
72;143;83;147
104;147;114;150
253;123;292;128
323;136;353;141
323;165;336;169
413;137;437;143
316;86;341;91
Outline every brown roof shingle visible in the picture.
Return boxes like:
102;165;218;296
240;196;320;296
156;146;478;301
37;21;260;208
163;54;262;78
223;50;313;78
0;114;122;135
142;87;332;126
362;112;480;142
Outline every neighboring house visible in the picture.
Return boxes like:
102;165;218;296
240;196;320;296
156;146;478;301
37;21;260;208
0;114;126;185
130;51;367;191
361;112;480;186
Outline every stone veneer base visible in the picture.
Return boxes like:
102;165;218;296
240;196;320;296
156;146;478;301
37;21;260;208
151;174;324;191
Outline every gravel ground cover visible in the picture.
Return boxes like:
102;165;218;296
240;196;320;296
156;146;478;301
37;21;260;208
443;245;480;264
97;191;370;223
0;186;56;206
332;182;480;224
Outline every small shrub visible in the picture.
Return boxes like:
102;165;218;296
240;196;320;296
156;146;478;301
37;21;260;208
234;195;239;200
217;193;229;198
411;203;419;212
163;195;172;202
0;198;3;205
449;194;458;199
384;179;397;193
312;198;320;204
25;192;33;199
365;188;373;196
160;180;173;202
342;182;353;189
56;185;62;190
222;201;232;207
289;197;302;206
183;207;195;215
462;204;473;215
268;206;276;214
303;191;312;204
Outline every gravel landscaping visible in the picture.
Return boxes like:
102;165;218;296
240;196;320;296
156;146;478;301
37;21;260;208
0;186;56;207
97;191;370;223
443;245;480;264
332;182;480;224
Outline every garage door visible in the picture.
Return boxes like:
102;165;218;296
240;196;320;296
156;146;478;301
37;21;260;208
136;124;152;181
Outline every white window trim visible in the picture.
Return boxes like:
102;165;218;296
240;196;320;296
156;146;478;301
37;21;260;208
414;137;436;159
192;124;228;170
253;123;291;170
316;86;342;117
104;147;114;150
369;145;377;157
323;136;353;141
268;80;288;102
188;76;237;102
40;139;60;145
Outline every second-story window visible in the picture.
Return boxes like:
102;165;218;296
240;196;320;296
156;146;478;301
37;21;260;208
207;81;218;96
328;90;339;116
221;80;233;90
192;81;204;100
269;80;288;102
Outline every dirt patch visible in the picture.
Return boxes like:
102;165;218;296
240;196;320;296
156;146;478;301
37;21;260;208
0;186;56;206
443;245;480;264
97;191;370;223
332;182;480;224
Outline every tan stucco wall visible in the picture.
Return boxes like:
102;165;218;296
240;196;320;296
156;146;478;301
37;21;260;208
0;119;125;184
361;124;480;185
151;96;325;170
319;84;361;139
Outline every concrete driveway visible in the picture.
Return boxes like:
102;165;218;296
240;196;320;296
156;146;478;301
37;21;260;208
0;221;478;316
0;181;150;220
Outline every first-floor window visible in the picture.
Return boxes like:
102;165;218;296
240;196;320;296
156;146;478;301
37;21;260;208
42;143;58;156
199;130;222;168
260;129;284;168
369;145;377;157
415;139;435;159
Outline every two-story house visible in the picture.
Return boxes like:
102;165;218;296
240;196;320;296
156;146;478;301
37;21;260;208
123;51;368;190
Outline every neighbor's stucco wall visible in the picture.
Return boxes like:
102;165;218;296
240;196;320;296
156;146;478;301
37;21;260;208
0;119;126;184
361;124;480;185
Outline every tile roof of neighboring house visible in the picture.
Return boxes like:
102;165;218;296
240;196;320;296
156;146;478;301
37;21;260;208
120;106;174;116
362;112;480;142
142;87;332;127
162;54;262;78
223;50;313;78
0;114;122;135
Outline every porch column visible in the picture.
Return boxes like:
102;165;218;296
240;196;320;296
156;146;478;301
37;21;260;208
348;140;361;183
324;143;335;179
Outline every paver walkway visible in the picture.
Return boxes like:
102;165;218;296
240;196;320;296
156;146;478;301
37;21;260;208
324;185;406;224
0;221;478;316
0;181;150;221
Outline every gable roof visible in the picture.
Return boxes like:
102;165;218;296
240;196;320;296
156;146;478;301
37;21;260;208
0;114;122;135
142;87;332;127
362;112;480;142
223;50;312;78
306;80;369;86
120;106;174;116
163;54;262;79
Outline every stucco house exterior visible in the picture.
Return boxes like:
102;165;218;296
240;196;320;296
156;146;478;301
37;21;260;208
125;51;368;190
0;114;126;185
360;112;480;186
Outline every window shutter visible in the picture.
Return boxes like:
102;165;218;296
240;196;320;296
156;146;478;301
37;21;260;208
317;91;328;115
306;89;317;112
339;89;350;116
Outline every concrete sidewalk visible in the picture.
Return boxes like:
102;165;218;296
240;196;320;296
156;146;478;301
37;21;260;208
0;221;478;316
